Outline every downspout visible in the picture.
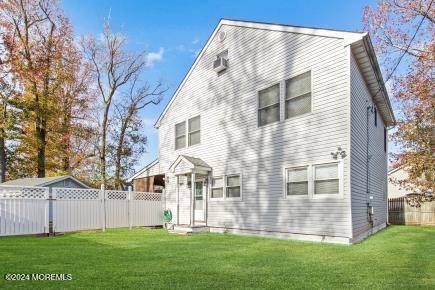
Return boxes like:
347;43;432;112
366;101;374;227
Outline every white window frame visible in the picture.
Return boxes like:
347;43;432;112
312;161;343;199
282;160;343;200
257;83;281;127
210;175;225;200
174;121;186;150
284;70;313;121
283;165;311;199
225;174;242;200
188;115;201;147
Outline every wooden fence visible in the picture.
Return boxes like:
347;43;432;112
388;197;435;226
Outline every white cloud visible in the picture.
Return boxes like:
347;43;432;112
189;48;200;58
176;44;186;52
192;38;199;45
145;47;164;68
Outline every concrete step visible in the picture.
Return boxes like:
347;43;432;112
169;225;209;234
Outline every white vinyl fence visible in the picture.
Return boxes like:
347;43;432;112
53;188;163;233
0;186;49;236
0;186;163;237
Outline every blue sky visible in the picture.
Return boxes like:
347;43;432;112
62;0;380;171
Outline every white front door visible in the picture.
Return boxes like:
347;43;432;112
194;181;205;222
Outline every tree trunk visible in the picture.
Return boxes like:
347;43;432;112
36;114;46;178
114;147;122;190
61;102;71;173
0;132;5;183
114;109;134;190
0;101;6;183
100;103;110;188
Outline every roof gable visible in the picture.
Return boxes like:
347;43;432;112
155;18;394;128
169;155;211;174
127;159;160;181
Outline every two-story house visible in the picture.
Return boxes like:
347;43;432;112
129;19;395;244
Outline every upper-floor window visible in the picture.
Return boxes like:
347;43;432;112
285;71;311;119
188;116;201;146
175;121;186;150
384;127;387;152
313;163;339;196
258;84;280;127
374;107;378;127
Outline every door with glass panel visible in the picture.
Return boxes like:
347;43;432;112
194;181;204;222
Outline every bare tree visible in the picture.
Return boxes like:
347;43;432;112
81;21;147;187
111;77;166;189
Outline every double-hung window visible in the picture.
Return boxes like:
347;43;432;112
211;177;224;199
175;121;186;150
313;163;339;196
188;116;200;146
258;84;280;126
374;107;378;127
384;127;387;152
285;71;311;119
286;166;309;196
226;174;241;198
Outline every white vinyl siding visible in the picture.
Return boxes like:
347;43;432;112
314;163;339;195
160;24;353;237
188;116;201;146
175;121;186;150
350;53;388;238
211;176;224;199
285;71;311;119
226;174;241;198
258;84;280;126
286;167;309;196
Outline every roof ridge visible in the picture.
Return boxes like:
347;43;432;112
220;18;363;34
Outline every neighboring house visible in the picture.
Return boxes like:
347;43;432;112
0;176;89;189
388;167;410;198
128;159;165;192
388;167;432;198
0;175;90;221
131;19;395;244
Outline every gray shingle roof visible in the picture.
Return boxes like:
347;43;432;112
0;175;88;188
181;155;211;168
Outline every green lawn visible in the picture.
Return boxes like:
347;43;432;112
0;226;434;289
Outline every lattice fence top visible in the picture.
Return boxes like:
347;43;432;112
106;190;128;200
54;188;100;200
0;186;48;199
51;187;161;201
134;192;162;201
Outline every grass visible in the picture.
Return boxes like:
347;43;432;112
0;226;434;289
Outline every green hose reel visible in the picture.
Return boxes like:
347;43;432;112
163;209;172;223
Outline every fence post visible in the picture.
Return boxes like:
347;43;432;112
128;186;132;230
51;188;56;235
101;184;106;232
45;187;50;235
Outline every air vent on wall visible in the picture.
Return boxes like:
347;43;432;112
217;30;226;42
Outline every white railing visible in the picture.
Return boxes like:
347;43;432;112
0;186;49;236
